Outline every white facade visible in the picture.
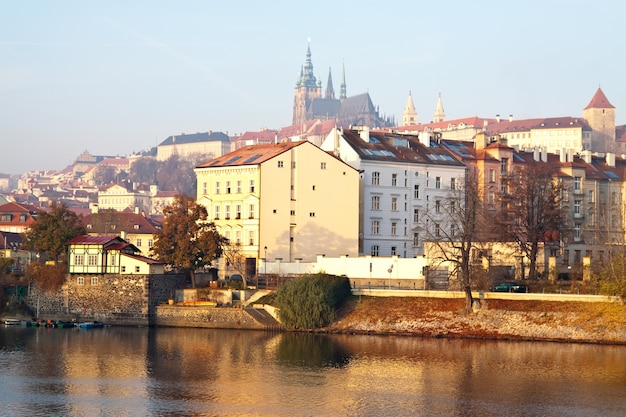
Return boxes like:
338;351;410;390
321;127;467;258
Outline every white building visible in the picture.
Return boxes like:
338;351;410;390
321;127;467;258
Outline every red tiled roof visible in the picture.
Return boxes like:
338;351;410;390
196;141;305;168
584;87;615;110
65;235;119;245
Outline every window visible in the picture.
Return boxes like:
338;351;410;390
435;177;441;189
562;189;569;202
435;223;441;237
88;255;98;266
372;195;380;210
588;190;594;203
291;161;296;168
414;185;420;199
372;172;380;185
215;181;220;194
574;176;581;193
435;200;441;213
290;210;296;215
391;222;397;236
75;254;84;266
488;191;495;205
236;205;242;219
391;197;397;211
202;182;207;195
450;200;456;212
278;161;284;168
136;238;142;247
248;230;255;246
574;200;581;217
91;277;98;286
574;224;581;240
371;245;380;256
236;180;242;193
225;205;231;219
135;266;141;273
235;230;241;245
500;158;508;175
371;220;380;235
249;180;255;193
451;224;457;237
226;181;231;194
111;254;116;265
321;162;327;169
413;233;419;247
450;178;456;190
77;276;85;285
413;209;419;223
249;204;255;219
309;212;316;217
215;205;220;220
122;266;126;273
148;240;153;248
391;246;397;256
392;173;398;186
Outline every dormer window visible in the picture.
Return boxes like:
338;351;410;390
86;224;92;229
134;224;140;230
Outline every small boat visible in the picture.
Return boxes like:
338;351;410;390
56;321;75;328
3;319;21;326
77;321;104;329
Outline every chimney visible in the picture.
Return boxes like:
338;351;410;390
582;150;592;164
606;152;615;167
496;114;501;123
533;147;540;162
541;146;548;162
420;131;431;147
359;126;370;142
560;149;567;163
509;114;513;122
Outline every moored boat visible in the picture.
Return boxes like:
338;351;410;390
77;321;104;329
3;319;21;326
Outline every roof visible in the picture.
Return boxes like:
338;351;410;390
159;131;230;146
484;117;590;135
340;129;465;167
196;141;305;168
584;87;615;110
121;253;163;265
83;211;159;234
65;235;121;245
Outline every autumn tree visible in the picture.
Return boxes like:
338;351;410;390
24;202;86;263
496;159;565;280
150;194;226;287
418;169;486;313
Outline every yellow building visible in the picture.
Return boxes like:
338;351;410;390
195;141;360;268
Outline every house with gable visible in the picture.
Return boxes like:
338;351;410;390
195;140;360;277
82;209;160;255
0;202;37;233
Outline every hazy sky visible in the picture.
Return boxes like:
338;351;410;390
1;0;625;175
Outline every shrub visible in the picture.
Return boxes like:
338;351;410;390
274;273;351;329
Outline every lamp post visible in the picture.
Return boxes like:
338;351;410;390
263;246;267;288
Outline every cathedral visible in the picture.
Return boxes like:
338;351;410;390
292;43;394;128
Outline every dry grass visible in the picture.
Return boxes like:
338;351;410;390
325;295;626;343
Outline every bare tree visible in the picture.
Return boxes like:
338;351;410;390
496;159;565;280
418;169;486;313
221;242;247;289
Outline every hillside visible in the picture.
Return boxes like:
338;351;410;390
324;296;626;344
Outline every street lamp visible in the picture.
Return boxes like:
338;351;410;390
263;246;267;288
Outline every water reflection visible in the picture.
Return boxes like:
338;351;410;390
1;326;625;417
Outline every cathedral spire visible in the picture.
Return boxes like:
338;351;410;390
325;67;335;99
300;40;317;88
433;93;446;123
340;61;347;100
402;91;417;126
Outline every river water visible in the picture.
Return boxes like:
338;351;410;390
1;325;625;417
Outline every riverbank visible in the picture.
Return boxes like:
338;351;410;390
323;296;626;344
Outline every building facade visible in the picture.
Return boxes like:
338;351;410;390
195;141;360;267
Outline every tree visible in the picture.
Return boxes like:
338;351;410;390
418;169;486;313
150;194;226;287
496;159;565;280
596;247;626;305
24;202;86;263
130;156;160;185
221;242;247;288
156;153;210;196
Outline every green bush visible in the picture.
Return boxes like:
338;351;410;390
274;273;351;329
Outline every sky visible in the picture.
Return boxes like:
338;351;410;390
1;0;625;175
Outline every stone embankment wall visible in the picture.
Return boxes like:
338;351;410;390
155;305;266;329
24;273;187;326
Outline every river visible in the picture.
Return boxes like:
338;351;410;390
1;325;625;416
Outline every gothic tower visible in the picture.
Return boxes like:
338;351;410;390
433;93;446;123
402;91;417;126
583;87;616;152
325;67;335;99
292;42;322;125
339;62;347;100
